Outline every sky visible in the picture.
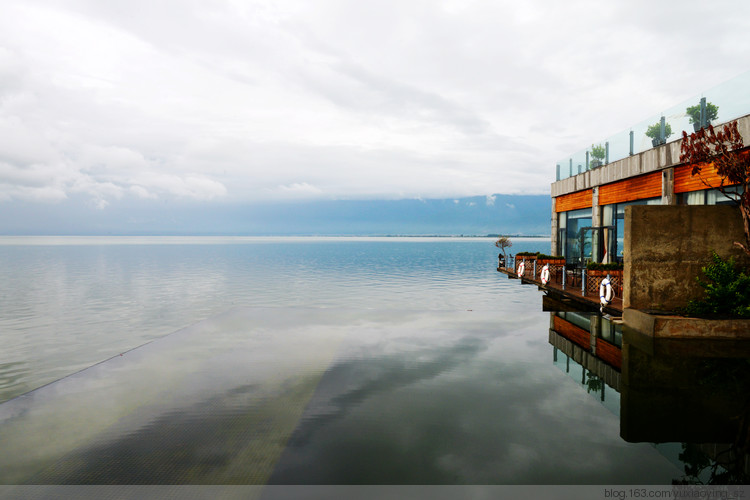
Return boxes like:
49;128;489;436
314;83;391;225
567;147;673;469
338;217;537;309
1;0;749;234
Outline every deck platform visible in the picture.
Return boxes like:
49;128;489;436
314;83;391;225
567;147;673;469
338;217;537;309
498;266;623;316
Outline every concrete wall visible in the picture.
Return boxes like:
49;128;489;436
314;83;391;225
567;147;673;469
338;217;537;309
623;205;749;311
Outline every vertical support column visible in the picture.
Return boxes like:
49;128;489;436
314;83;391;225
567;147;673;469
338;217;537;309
605;142;610;165
700;96;707;128
662;167;675;205
586;151;590;170
533;259;537;281
569;159;573;177
556;164;561;181
562;265;566;290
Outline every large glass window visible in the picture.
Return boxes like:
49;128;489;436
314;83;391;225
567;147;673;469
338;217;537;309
564;208;592;267
679;186;743;205
612;198;660;261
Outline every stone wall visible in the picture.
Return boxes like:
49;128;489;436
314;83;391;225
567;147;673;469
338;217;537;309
623;205;749;311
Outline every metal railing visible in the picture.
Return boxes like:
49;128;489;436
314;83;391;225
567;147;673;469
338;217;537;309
556;70;750;181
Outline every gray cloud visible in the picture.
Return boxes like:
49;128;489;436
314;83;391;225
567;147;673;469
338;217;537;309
1;0;748;213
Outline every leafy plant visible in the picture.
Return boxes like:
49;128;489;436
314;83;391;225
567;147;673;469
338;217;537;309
686;101;719;125
645;122;673;139
537;254;564;260
586;261;623;271
682;252;750;318
680;121;750;256
590;144;606;160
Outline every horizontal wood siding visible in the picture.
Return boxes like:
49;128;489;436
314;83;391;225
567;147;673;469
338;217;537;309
674;161;739;193
595;339;622;370
599;171;662;206
553;316;591;351
554;189;592;213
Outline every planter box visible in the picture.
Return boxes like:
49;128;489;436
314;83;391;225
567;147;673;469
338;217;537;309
586;269;623;296
537;258;565;282
513;255;538;278
624;309;750;340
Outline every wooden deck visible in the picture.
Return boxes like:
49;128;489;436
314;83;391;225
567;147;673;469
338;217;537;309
497;265;623;316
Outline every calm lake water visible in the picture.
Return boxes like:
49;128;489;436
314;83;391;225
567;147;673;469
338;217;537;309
0;236;743;488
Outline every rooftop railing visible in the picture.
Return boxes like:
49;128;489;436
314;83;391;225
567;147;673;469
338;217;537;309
555;70;750;181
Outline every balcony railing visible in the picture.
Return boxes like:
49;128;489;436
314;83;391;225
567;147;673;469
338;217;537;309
556;70;750;181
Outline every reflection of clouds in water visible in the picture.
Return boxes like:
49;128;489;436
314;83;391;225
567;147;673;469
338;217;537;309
271;340;679;484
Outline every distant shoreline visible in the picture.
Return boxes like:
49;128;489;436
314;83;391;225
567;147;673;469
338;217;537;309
0;233;551;239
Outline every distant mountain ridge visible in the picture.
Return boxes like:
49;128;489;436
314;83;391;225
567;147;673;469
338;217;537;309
0;194;551;236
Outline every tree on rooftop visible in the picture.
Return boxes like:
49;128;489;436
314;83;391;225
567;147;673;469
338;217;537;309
679;121;750;256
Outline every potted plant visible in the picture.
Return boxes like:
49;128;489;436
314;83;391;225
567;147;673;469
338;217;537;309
645;122;673;147
686;101;719;131
590;144;606;168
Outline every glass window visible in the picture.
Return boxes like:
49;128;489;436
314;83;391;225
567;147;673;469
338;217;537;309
564;208;592;266
612;198;660;261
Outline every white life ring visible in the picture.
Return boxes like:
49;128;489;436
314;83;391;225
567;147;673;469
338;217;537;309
517;261;525;277
599;277;614;305
540;264;550;285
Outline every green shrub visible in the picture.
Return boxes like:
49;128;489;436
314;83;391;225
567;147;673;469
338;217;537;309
586;262;623;271
683;252;750;318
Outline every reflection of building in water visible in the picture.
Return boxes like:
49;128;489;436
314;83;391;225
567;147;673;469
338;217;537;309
549;311;622;414
549;309;749;484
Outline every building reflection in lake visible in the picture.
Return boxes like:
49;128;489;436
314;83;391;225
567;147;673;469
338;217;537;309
548;310;750;485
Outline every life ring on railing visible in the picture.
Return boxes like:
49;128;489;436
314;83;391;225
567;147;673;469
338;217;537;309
516;261;525;277
540;264;550;285
599;277;614;305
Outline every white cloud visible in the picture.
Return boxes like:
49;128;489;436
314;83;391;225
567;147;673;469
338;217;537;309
0;0;748;214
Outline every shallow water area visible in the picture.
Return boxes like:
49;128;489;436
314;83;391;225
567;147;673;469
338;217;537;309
0;237;701;487
0;307;680;485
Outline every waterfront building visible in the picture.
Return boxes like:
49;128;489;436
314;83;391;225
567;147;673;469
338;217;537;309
550;72;750;268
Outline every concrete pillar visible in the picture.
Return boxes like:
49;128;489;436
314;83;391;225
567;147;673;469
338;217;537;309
661;167;675;205
591;187;600;227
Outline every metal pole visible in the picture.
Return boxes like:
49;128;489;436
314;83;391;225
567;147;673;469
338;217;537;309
585;151;590;170
569;159;573;177
605;142;609;165
556;164;560;181
581;267;586;296
629;130;634;156
659;116;666;144
562;265;566;290
533;259;537;281
700;97;707;128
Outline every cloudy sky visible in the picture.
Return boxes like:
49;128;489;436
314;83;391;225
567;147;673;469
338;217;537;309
1;0;749;231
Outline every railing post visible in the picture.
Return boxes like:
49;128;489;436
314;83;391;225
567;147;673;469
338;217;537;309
562;265;566;290
700;97;707;128
659;116;666;144
581;268;586;296
629;130;634;156
533;259;537;280
605;142;609;165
